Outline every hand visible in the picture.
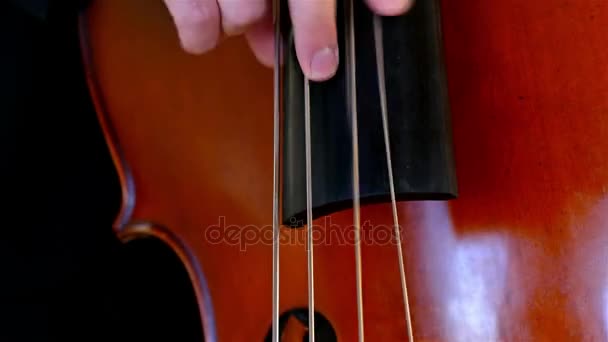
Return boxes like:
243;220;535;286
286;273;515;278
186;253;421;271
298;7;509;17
163;0;413;81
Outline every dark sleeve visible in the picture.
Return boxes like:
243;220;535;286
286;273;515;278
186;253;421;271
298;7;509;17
8;0;50;20
8;0;91;20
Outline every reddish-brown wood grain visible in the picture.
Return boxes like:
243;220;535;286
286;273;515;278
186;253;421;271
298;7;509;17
79;0;608;340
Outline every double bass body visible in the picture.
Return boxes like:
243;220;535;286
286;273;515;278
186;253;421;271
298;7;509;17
79;0;608;340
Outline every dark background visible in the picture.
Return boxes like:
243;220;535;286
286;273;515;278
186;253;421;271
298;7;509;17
1;2;202;341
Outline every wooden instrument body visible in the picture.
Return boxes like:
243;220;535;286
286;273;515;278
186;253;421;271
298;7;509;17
79;0;608;340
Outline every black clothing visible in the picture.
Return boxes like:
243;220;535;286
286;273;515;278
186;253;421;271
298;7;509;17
8;0;50;19
9;0;90;20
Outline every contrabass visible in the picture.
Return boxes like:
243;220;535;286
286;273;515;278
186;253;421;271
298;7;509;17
78;0;608;340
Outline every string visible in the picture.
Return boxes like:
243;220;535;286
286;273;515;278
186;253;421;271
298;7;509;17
304;75;316;342
373;14;414;342
271;0;281;340
346;0;365;340
272;4;316;339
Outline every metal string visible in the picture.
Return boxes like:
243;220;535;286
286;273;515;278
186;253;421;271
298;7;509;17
304;75;316;342
346;0;365;340
271;0;281;340
373;14;414;342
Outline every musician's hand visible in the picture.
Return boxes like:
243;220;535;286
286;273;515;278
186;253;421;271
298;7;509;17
163;0;412;81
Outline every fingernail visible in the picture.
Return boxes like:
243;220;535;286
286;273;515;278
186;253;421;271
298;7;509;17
310;47;339;80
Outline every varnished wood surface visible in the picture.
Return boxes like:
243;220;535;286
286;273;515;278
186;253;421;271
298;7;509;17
80;0;608;340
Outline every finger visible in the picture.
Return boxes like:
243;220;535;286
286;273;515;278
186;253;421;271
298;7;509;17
244;14;276;68
164;0;221;54
288;0;339;81
217;0;267;36
365;0;414;16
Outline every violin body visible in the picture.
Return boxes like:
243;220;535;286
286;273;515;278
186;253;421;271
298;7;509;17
79;0;608;340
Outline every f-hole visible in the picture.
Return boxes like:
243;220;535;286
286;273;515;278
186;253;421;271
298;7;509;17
116;236;204;341
264;308;337;341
